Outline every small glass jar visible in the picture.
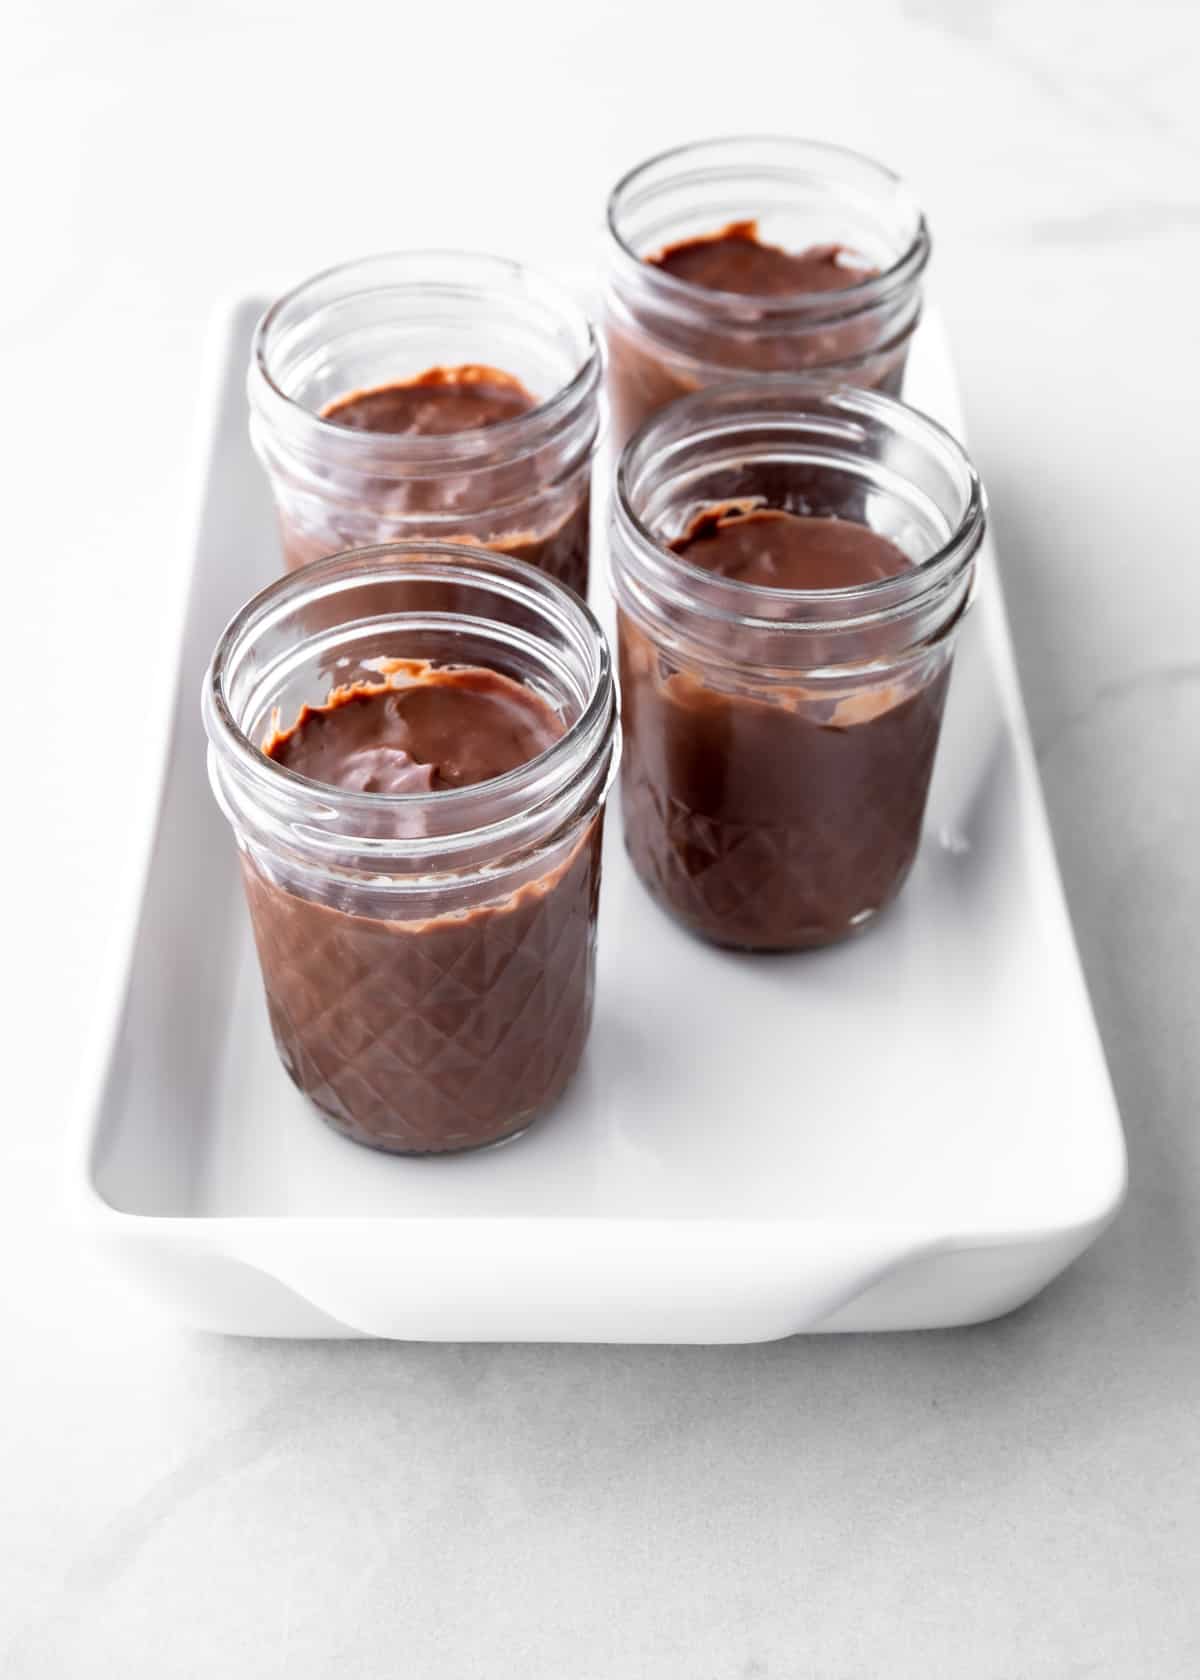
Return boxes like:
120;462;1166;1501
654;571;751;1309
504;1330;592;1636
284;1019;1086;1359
202;542;619;1154
248;253;602;597
609;380;985;952
605;137;931;445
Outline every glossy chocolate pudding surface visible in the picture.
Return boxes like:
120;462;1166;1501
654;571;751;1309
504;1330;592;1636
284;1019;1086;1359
649;219;874;297
278;365;591;596
619;506;950;950
265;661;562;794
669;503;909;589
321;364;537;435
245;661;603;1154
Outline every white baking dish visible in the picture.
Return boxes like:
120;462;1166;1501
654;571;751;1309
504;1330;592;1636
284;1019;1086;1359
68;295;1126;1340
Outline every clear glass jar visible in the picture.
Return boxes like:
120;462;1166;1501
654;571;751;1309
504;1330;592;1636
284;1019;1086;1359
609;380;985;952
202;542;619;1154
605;137;931;445
248;253;602;597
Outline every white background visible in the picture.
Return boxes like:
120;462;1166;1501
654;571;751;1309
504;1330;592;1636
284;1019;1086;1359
5;0;1200;1674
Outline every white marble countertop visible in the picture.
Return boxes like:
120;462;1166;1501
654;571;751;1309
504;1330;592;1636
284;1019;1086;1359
5;0;1199;1672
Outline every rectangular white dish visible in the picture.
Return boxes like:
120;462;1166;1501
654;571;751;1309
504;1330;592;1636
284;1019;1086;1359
70;296;1126;1341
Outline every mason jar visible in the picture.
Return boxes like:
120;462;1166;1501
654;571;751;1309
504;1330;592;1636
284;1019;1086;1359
605;137;931;445
248;253;602;597
609;380;985;952
202;543;619;1154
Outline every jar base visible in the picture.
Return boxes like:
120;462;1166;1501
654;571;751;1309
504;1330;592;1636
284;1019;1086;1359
302;1091;538;1158
629;869;907;955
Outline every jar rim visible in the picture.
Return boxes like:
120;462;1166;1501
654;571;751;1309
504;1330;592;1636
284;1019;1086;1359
612;378;986;638
250;250;602;469
203;542;617;856
606;135;931;323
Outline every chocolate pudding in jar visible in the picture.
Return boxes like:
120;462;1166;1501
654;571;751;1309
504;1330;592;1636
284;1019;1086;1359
609;381;985;952
203;543;619;1154
249;254;602;597
604;138;931;446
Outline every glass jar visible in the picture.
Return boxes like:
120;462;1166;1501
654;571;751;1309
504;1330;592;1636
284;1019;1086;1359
605;137;931;445
248;253;602;597
609;380;985;952
202;542;619;1154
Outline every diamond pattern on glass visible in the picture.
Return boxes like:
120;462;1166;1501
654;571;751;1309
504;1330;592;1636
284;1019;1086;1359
243;828;601;1153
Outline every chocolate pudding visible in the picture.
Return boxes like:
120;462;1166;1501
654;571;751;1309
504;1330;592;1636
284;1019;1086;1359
667;502;909;588
264;660;560;792
322;364;538;435
607;219;906;444
244;661;603;1153
618;504;951;950
649;219;874;298
277;363;591;596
